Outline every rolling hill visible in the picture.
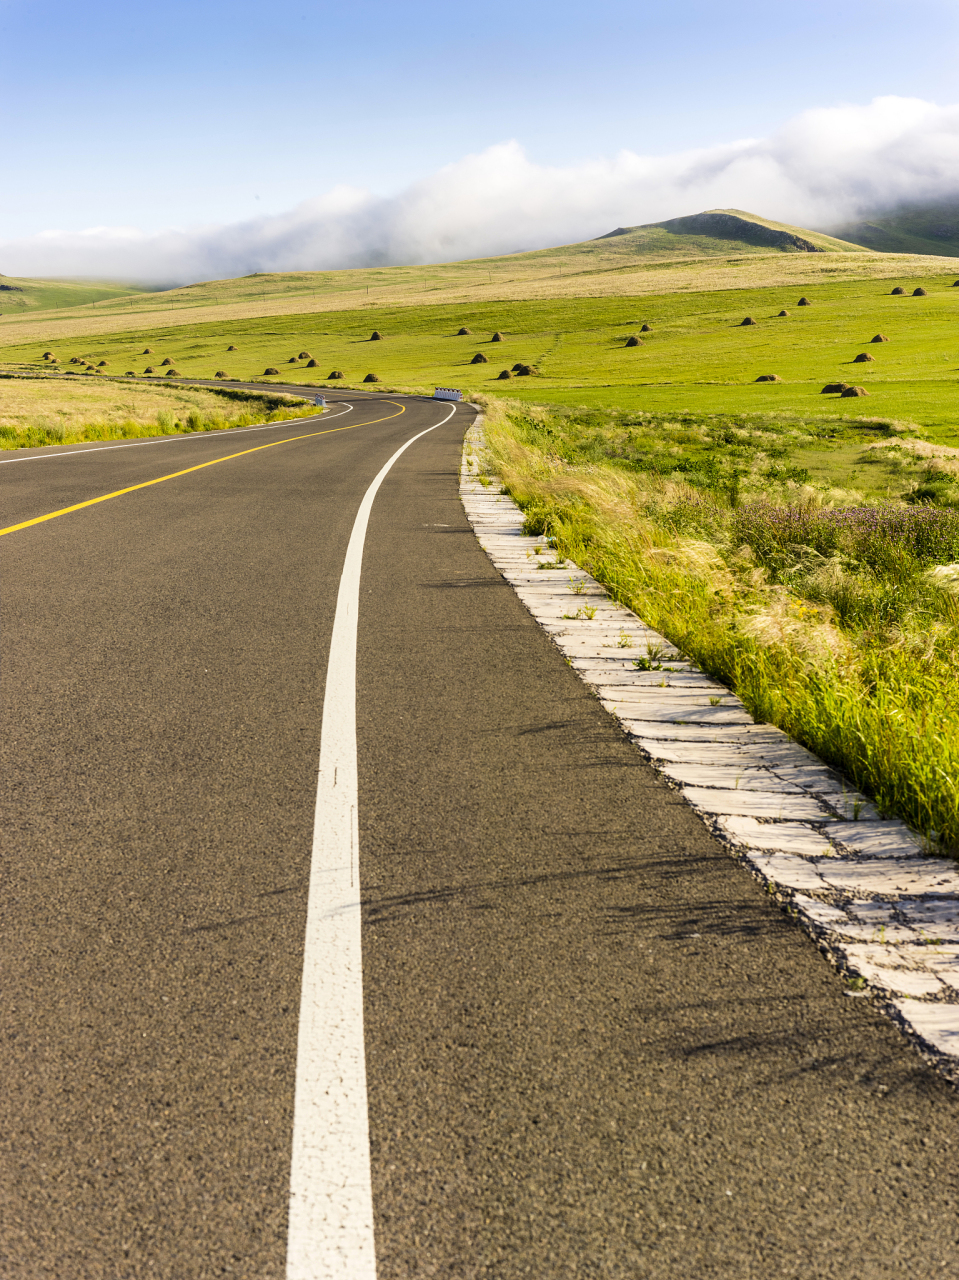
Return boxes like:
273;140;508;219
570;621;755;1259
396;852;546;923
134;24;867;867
826;201;959;258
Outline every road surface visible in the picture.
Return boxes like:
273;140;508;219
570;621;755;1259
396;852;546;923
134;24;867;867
1;389;957;1279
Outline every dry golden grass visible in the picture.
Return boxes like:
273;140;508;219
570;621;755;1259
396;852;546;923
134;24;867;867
0;376;254;433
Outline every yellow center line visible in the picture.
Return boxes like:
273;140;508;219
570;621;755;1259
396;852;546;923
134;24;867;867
0;402;406;538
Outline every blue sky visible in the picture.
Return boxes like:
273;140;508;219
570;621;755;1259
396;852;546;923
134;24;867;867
3;0;959;239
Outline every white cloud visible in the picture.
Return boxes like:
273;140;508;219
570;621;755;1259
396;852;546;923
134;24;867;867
4;96;959;283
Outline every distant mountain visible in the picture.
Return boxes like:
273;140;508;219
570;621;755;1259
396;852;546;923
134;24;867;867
594;208;869;256
824;201;959;258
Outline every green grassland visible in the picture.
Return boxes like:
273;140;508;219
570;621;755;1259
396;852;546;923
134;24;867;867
4;206;950;353
4;267;959;458
0;273;150;314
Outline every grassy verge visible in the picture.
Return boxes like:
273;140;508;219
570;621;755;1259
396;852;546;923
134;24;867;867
0;375;311;449
477;393;959;853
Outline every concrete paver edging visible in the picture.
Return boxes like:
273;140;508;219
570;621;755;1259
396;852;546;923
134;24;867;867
461;417;959;1084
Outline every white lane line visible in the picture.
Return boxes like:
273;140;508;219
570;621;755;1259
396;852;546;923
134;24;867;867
0;403;355;466
287;401;458;1280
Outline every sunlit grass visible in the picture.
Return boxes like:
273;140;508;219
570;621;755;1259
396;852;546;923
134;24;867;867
479;394;959;852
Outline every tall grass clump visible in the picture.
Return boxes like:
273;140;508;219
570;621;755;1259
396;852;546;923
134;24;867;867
478;395;959;852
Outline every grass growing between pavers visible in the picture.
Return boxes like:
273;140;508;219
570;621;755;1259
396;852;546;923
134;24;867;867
0;376;311;449
478;395;959;852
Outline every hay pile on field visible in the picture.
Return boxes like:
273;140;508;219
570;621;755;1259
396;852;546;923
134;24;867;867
491;332;504;341
516;364;536;376
497;369;512;379
853;353;875;363
821;382;848;393
624;335;642;347
307;358;318;367
227;344;238;351
165;369;179;377
329;370;344;379
42;350;54;359
143;347;153;354
471;352;488;363
798;297;811;305
754;374;781;382
511;363;525;372
778;309;789;317
870;334;888;342
363;373;380;382
264;367;279;375
913;287;928;296
458;327;471;335
740;316;756;326
841;385;868;397
215;371;227;378
125;371;135;376
97;360;108;367
299;351;311;359
160;357;173;366
370;331;382;340
891;286;906;295
144;366;155;373
288;357;298;363
641;323;652;332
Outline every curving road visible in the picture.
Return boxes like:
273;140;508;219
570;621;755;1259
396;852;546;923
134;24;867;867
2;388;959;1279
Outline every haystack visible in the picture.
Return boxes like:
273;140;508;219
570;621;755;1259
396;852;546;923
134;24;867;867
144;366;155;373
98;360;108;366
299;351;311;359
143;347;153;354
497;369;512;379
227;344;238;351
640;323;652;332
160;357;173;366
288;357;298;363
491;332;504;341
798;297;811;306
457;327;471;335
754;374;781;382
821;383;848;393
470;352;488;364
870;334;888;342
363;373;380;382
740;316;756;326
841;386;868;397
625;335;642;347
778;310;789;317
307;358;318;367
370;331;382;341
165;369;179;377
953;281;959;287
329;370;344;379
125;371;135;376
913;287;928;296
42;350;54;358
264;367;279;375
891;286;906;295
215;371;227;378
853;353;875;363
516;364;536;376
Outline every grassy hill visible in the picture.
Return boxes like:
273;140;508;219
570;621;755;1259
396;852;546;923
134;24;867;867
599;208;868;255
826;201;959;258
4;207;959;454
0;208;933;352
0;274;150;314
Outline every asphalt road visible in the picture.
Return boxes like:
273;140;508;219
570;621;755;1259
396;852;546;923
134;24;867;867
2;389;958;1279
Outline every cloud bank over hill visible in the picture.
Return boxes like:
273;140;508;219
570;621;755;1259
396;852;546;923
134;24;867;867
4;96;959;283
